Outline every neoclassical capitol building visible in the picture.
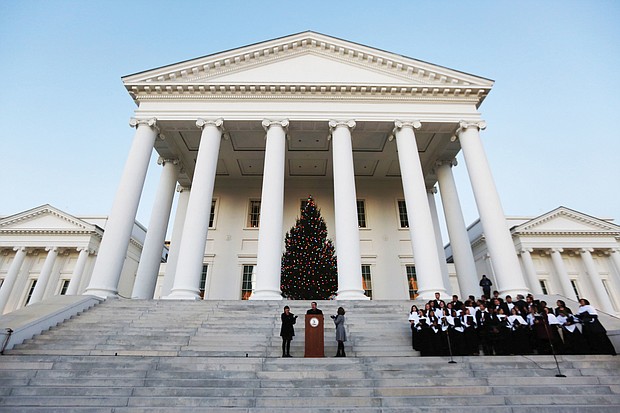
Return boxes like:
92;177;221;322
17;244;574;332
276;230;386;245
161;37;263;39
1;32;620;314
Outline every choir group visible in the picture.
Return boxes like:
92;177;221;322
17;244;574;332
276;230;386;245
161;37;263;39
408;292;617;357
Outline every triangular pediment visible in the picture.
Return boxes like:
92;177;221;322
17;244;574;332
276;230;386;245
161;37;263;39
194;52;415;85
514;207;620;235
0;205;98;234
123;31;493;103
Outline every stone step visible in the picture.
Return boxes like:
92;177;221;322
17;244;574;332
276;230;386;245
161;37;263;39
2;299;619;412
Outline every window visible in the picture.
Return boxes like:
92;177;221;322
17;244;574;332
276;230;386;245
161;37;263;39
361;265;372;299
398;200;409;228
539;280;549;295
241;265;255;300
247;200;261;228
59;279;70;295
300;199;308;211
406;265;418;299
25;279;37;305
602;279;617;311
199;265;208;299
208;200;217;228
570;279;580;299
357;200;367;228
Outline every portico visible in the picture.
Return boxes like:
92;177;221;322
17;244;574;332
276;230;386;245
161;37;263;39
84;32;530;301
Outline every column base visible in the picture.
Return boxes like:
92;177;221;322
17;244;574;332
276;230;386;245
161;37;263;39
498;288;531;298
83;287;118;299
163;289;201;300
416;289;448;301
336;290;370;300
249;290;283;300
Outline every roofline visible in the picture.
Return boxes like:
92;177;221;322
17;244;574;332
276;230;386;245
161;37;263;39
121;31;494;84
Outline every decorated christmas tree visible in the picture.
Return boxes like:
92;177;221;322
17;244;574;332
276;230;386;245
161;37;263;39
280;196;338;300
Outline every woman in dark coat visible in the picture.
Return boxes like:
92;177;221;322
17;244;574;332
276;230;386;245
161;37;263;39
280;306;297;357
331;307;347;357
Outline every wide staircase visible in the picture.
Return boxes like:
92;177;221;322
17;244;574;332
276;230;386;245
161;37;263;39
1;298;619;412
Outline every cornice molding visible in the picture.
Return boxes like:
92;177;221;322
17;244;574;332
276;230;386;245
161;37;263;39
127;83;488;104
514;208;620;234
124;33;493;107
0;229;103;238
124;35;492;88
0;207;93;231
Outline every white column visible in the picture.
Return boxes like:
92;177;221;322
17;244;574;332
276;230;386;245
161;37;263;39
161;186;190;297
85;118;158;298
393;120;446;299
519;248;543;295
427;187;451;294
132;158;179;299
66;248;90;295
329;120;367;300
610;248;620;288
435;160;479;297
549;248;578;300
29;247;59;305
167;119;223;299
251;119;288;300
456;121;529;296
0;247;27;313
579;248;615;313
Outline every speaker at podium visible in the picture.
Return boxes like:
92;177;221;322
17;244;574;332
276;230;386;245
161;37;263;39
304;314;324;357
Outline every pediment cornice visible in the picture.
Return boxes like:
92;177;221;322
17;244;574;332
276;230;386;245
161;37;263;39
123;32;493;105
0;205;102;237
512;207;620;236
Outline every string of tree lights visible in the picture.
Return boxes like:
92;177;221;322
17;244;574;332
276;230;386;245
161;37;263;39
280;196;338;300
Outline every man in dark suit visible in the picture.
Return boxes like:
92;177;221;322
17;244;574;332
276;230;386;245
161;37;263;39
514;294;528;317
306;301;323;314
451;295;464;312
479;275;492;299
432;292;444;308
476;302;492;355
500;295;515;315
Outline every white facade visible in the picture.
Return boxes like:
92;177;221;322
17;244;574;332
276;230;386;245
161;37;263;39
446;206;620;315
81;31;536;302
0;205;146;314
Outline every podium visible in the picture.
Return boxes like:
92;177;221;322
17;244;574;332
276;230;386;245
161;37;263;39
304;314;324;357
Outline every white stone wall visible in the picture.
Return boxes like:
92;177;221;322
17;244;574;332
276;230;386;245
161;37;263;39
155;176;422;300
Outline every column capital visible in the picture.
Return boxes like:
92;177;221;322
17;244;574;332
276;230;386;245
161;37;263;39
394;120;422;130
611;248;620;254
550;247;564;254
12;246;27;253
519;248;534;255
196;118;224;130
129;117;158;130
389;120;421;141
262;119;289;131
176;185;189;193
579;247;594;254
45;247;58;253
426;186;437;194
328;119;356;131
157;156;179;167
456;120;487;137
435;158;458;168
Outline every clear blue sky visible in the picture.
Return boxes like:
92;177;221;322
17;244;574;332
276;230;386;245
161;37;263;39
1;0;619;240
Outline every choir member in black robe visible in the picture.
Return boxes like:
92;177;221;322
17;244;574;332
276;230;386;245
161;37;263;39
576;299;616;356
